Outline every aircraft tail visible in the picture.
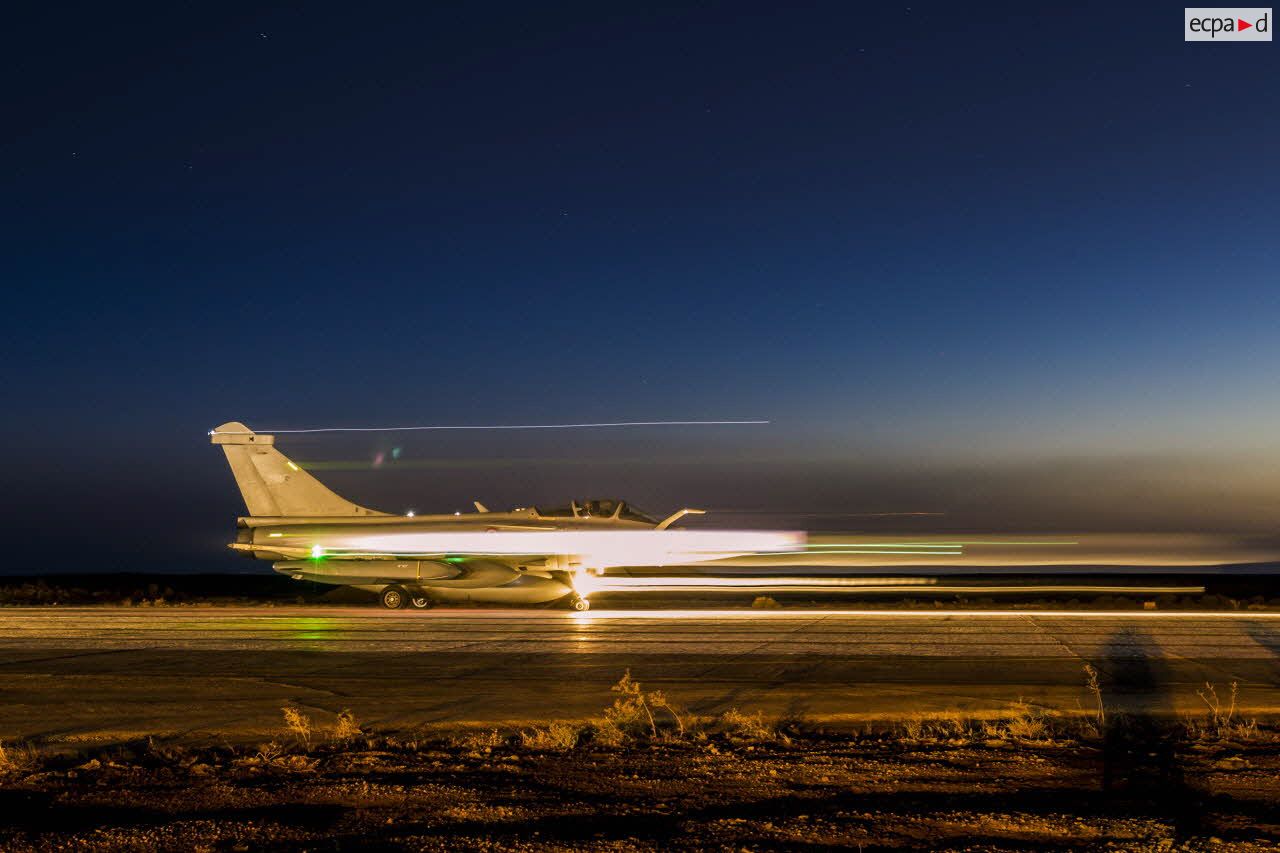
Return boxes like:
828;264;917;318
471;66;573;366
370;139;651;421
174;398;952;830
210;421;384;517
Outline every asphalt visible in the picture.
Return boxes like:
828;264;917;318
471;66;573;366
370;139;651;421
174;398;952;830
2;606;1280;746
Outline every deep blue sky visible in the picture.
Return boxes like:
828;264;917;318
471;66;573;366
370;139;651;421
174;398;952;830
2;2;1277;570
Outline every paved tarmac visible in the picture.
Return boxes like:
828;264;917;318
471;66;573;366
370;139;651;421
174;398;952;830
2;606;1279;746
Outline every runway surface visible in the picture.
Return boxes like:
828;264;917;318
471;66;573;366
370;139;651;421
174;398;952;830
2;606;1280;746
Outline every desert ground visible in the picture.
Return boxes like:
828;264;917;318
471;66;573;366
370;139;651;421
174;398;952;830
4;588;1280;849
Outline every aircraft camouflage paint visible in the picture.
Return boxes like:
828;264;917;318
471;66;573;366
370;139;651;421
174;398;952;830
212;422;803;609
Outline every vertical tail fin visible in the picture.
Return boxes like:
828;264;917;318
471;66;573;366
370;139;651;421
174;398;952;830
210;422;384;517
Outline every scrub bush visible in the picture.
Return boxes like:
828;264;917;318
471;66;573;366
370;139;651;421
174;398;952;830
281;706;312;748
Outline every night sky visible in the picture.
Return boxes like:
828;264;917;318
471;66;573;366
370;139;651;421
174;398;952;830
3;2;1278;572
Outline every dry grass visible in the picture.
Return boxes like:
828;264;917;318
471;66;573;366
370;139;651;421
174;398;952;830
1196;681;1236;728
980;702;1050;743
588;670;664;745
256;741;285;762
515;672;783;748
893;712;972;741
4;671;1277;784
280;706;312;748
452;729;505;752
604;670;658;737
890;707;1094;744
1184;715;1264;742
332;709;361;742
647;690;686;736
0;741;37;774
712;708;776;741
525;670;1280;750
519;721;581;750
13;729;1280;852
231;740;318;773
1083;663;1105;730
1183;680;1269;742
883;696;1280;748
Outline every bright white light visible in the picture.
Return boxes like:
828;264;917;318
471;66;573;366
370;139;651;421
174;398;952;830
579;577;1203;595
557;608;1278;620
330;529;806;568
571;571;604;596
405;510;416;517
310;544;324;558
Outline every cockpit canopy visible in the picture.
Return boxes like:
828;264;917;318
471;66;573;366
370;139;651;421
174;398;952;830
534;499;657;524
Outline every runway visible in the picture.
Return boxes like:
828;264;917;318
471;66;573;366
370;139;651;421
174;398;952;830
2;606;1279;746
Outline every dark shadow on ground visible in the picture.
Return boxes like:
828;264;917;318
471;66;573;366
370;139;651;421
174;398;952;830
321;784;1280;849
1094;626;1204;841
0;788;343;833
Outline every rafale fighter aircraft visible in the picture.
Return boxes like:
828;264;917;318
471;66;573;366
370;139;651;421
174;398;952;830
212;422;803;610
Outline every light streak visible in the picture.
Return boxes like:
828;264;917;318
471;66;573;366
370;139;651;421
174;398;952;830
591;576;938;589
806;542;1080;548
306;551;540;559
805;543;962;549
329;529;806;568
567;607;1265;619
765;550;963;556
290;549;961;559
210;419;769;435
581;577;1203;594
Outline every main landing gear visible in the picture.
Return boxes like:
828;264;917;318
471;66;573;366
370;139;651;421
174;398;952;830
381;586;433;610
380;585;407;609
570;595;591;612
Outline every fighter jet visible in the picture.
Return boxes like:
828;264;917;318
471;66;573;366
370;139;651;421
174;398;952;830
212;422;804;609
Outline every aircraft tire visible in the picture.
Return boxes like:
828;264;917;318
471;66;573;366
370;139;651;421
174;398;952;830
380;585;408;610
571;596;590;612
409;596;432;610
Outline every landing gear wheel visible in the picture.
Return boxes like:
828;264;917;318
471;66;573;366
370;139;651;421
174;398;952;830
409;596;432;610
380;585;407;610
571;596;591;612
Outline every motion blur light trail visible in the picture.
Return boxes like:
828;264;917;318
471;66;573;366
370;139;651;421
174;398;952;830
806;541;1081;547
317;529;805;570
575;576;1204;595
714;533;1280;569
564;608;1278;620
307;537;1085;563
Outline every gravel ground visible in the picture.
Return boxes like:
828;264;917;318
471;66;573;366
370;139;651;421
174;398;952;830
3;725;1279;851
